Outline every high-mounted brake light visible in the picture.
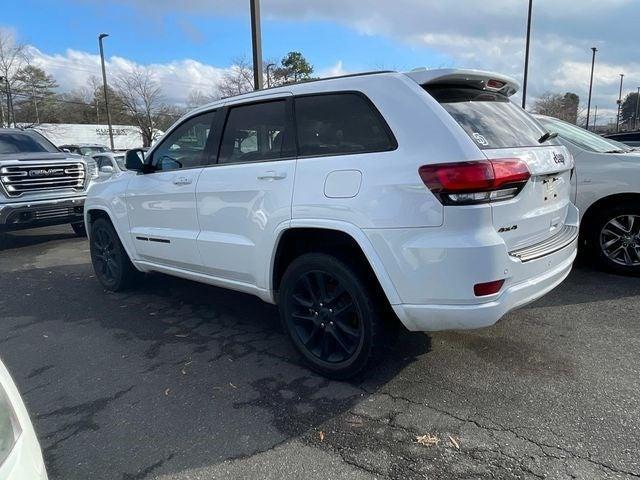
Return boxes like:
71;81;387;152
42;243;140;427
486;79;506;90
418;159;530;205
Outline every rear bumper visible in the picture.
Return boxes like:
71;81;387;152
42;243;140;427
366;203;579;332
0;197;85;232
392;240;576;331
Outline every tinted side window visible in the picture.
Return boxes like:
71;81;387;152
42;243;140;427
219;100;288;164
294;93;395;157
152;111;216;171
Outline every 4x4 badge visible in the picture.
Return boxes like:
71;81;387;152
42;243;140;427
553;152;565;165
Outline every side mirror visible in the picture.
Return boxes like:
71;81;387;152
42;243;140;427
125;149;146;171
100;165;115;174
60;147;71;153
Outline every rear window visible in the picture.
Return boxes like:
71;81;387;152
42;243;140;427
427;87;558;150
0;131;59;154
294;93;396;157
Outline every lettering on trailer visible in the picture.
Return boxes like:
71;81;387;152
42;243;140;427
96;128;130;136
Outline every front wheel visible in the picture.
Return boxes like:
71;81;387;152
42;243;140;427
587;204;640;275
278;253;388;379
89;218;139;291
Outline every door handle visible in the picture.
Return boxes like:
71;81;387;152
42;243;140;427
173;176;192;186
257;171;286;181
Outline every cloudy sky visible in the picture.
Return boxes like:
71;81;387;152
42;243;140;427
3;0;639;124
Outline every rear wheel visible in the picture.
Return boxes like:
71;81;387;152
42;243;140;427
587;204;640;275
90;218;139;291
71;222;86;237
278;253;388;379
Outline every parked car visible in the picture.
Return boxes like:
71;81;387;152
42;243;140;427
0;129;97;236
603;131;640;148
0;358;48;480
536;115;640;274
92;152;127;176
85;69;578;378
59;143;110;156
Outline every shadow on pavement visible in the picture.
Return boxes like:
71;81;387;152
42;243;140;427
0;262;430;479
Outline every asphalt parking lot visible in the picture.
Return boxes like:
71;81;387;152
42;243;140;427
0;226;639;480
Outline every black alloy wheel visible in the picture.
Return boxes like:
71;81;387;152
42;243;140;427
89;218;138;291
279;253;389;379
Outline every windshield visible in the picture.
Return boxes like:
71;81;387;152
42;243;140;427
0;131;60;154
537;116;631;154
426;86;558;150
79;146;108;155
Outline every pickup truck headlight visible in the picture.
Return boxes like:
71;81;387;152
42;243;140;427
85;158;99;180
0;382;21;467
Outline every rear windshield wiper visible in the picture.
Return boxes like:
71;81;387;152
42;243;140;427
538;131;558;144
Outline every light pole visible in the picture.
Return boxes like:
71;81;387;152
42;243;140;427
635;87;640;131
249;0;264;90
521;0;533;109
616;73;624;132
265;63;276;88
98;33;115;150
585;47;597;130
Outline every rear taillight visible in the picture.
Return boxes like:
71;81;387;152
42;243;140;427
419;159;530;205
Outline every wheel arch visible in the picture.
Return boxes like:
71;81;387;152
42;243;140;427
580;192;640;241
269;220;401;306
85;207;137;264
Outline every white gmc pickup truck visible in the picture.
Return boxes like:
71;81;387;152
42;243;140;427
0;128;96;236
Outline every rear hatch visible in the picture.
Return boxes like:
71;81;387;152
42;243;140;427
422;77;573;251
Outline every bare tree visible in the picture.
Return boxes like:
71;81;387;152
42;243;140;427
217;56;254;98
114;67;163;147
186;89;218;110
532;92;580;124
0;29;30;126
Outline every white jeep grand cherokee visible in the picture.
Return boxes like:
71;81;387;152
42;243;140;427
85;69;579;378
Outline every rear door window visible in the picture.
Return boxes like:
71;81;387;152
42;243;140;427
218;100;290;164
427;86;558;150
294;93;396;157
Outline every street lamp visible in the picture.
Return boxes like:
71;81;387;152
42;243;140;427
265;63;276;88
585;47;597;130
616;73;624;133
521;0;533;109
98;33;115;150
249;0;264;90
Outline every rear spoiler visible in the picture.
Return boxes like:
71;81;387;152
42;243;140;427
404;68;520;97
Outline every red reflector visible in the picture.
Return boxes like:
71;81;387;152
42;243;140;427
474;279;505;297
419;159;530;194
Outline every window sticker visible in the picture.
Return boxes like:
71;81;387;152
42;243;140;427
472;132;489;146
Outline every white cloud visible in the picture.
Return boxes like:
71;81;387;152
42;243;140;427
27;46;228;105
318;60;347;78
91;0;639;114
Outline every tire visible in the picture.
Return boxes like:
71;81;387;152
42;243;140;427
278;253;389;379
587;203;640;275
71;222;87;237
89;218;139;291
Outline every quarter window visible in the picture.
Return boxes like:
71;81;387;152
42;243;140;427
152;111;216;171
294;93;395;157
219;100;289;164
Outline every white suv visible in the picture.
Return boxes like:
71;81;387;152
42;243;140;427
85;69;578;378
